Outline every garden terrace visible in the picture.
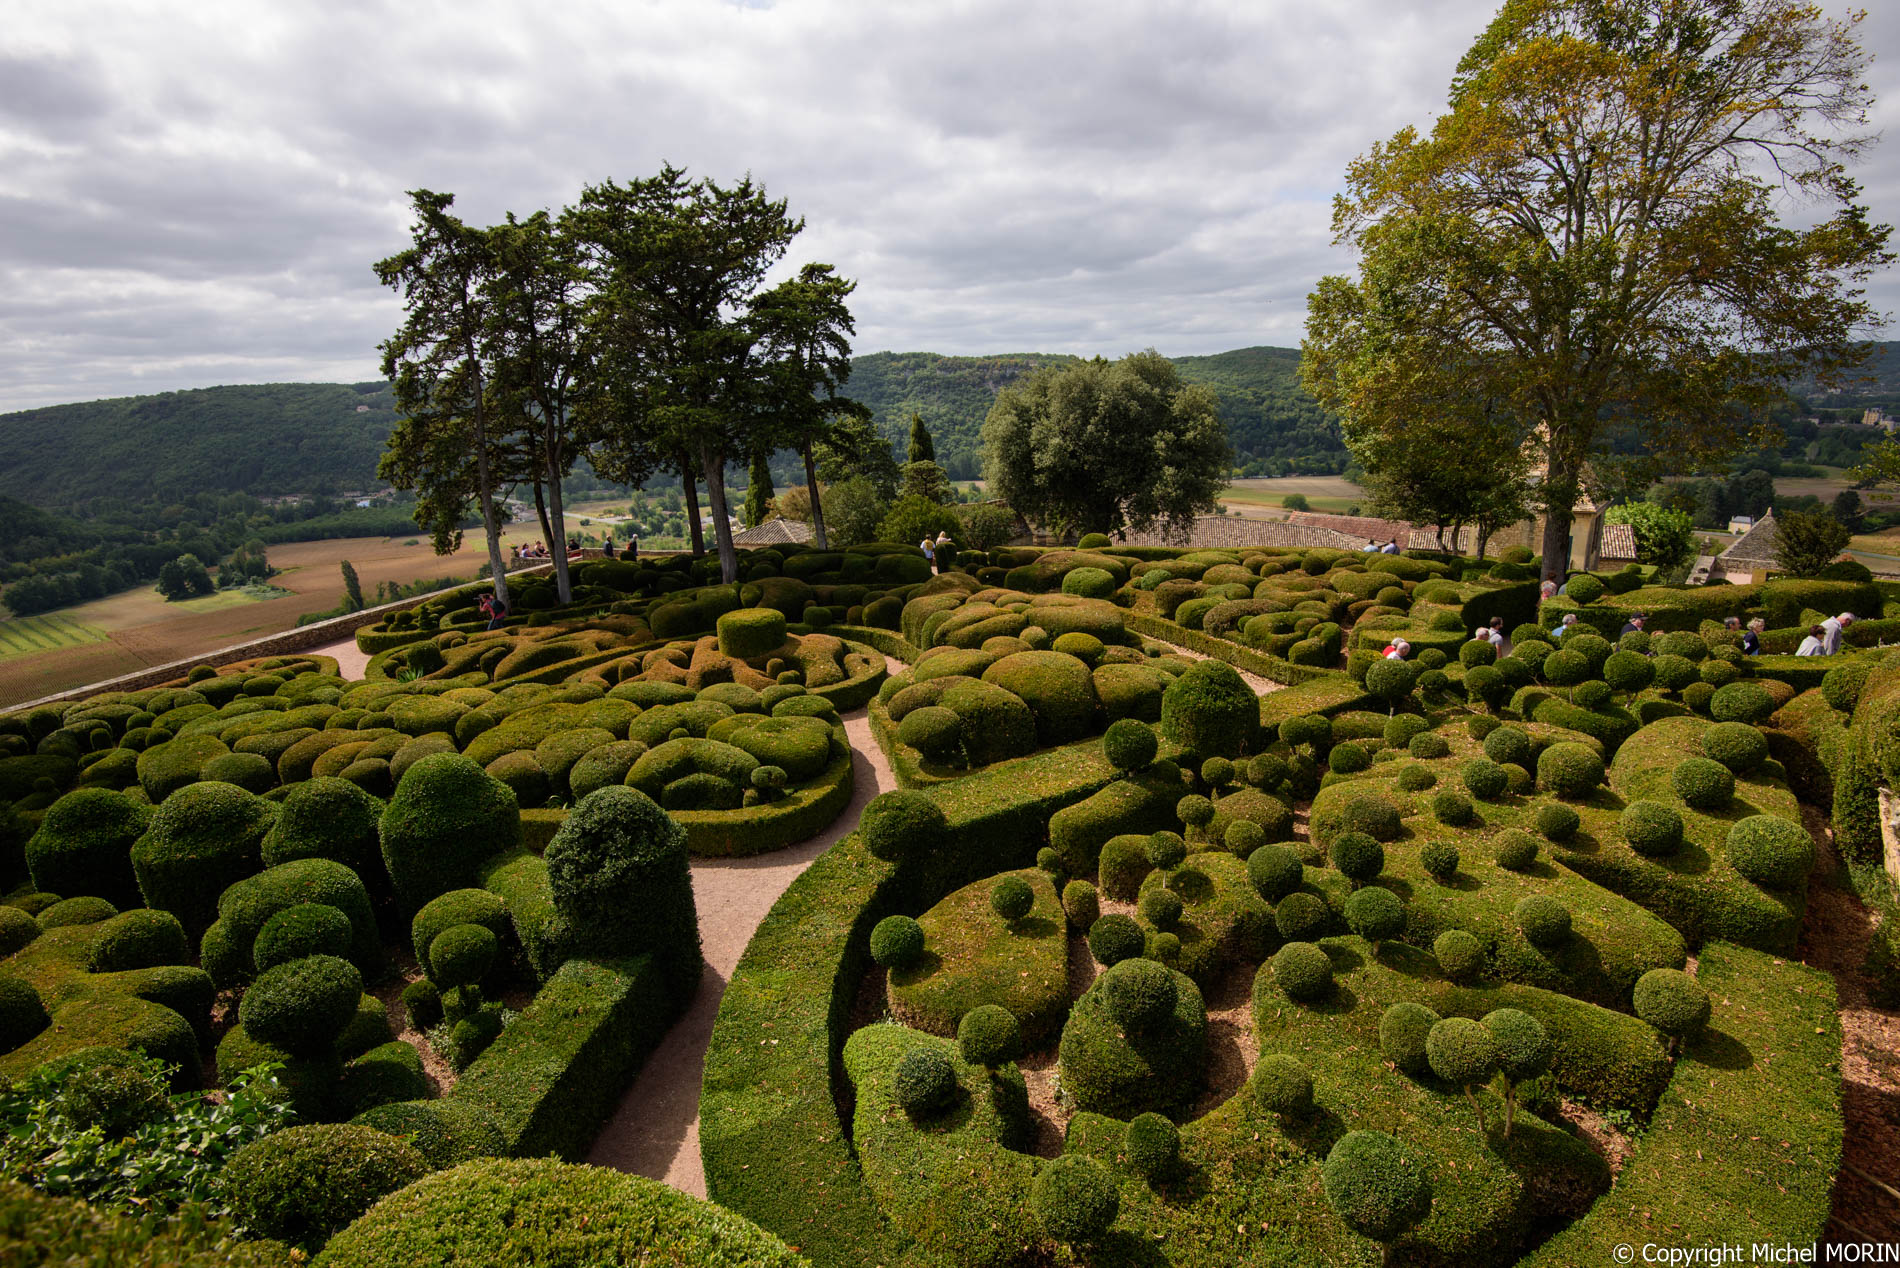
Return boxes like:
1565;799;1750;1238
0;538;1891;1263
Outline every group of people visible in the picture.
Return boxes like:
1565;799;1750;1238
918;531;955;574
510;534;639;565
1363;538;1403;555
1796;613;1858;657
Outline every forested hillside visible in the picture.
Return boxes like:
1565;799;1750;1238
0;381;395;506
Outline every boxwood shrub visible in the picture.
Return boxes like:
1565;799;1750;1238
222;1122;427;1250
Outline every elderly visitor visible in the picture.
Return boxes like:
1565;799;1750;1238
1821;612;1856;656
1796;624;1827;657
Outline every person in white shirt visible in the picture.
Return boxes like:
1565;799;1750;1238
1381;638;1410;659
1550;613;1578;639
1796;624;1827;656
919;538;935;573
1821;612;1856;655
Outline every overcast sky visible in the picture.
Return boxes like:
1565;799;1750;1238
1;0;1895;414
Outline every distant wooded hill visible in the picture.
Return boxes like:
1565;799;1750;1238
6;339;1889;507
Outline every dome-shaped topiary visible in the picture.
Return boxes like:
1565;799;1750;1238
957;1004;1022;1067
1573;679;1613;710
1224;820;1266;855
378;754;519;917
1088;914;1147;967
1426;1016;1499;1089
1460;639;1498;668
892;1046;960;1119
1726;815;1814;890
1062;880;1100;930
1100;957;1179;1030
1432;789;1475;826
1536;741;1605;800
1246;752;1288;789
1345;885;1404;950
1253;1054;1315;1116
1702;722;1769;773
1159;658;1258;757
223;1122;429;1250
1493;829;1539;872
1603;650;1655;695
859;791;949;863
1699;659;1741;688
1103;719;1159;773
1384;714;1430;748
1483;1007;1550;1084
1514;895;1572;946
1200;756;1234;789
1378;1001;1440;1076
1652;653;1699;691
0;975;48;1053
1621;800;1684;858
1461;756;1509;801
870;915;926;969
1822;659;1873;712
238;953;363;1055
1481;726;1531;768
1322;1131;1433;1250
1397;763;1437;792
1176;794;1215;831
1466;715;1502;741
1420;840;1460;881
1031;1154;1121;1245
1408;732;1450;759
1671;756;1735;810
253;903;353;974
62;1061;168;1138
1274;891;1329;941
1709;681;1775;724
991;875;1035;922
897;706;964;763
1434;929;1484;983
429;923;498;989
1271;941;1334;1002
1682;681;1717;713
1543;648;1589;688
1248;844;1304;903
1124;1112;1180;1180
1339;794;1401;842
1633;967;1712;1048
85;908;189;974
1535;802;1581;841
1147;831;1187;871
1138;886;1185;930
1037;847;1063;876
1329;743;1371;775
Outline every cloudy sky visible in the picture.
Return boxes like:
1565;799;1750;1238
2;0;1896;413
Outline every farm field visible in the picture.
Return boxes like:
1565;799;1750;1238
1220;475;1366;516
0;613;107;661
0;534;480;707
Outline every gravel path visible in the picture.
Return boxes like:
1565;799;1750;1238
308;634;372;679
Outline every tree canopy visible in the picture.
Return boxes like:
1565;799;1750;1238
1302;0;1892;580
980;350;1230;540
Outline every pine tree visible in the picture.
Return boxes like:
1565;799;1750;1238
744;449;775;528
907;413;934;465
340;560;365;611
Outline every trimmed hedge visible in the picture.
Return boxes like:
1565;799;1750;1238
223;1122;427;1250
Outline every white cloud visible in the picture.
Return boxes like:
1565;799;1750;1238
0;0;1891;412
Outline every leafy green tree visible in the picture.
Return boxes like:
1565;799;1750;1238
155;554;212;602
907;412;935;464
339;560;365;612
877;494;961;548
982;350;1229;539
1605;502;1695;573
743;448;775;528
815;409;900;499
1280;493;1309;511
821;476;887;547
1358;401;1533;556
901;460;953;505
957;503;1019;551
1833;489;1865;531
1776;509;1851;577
1302;0;1892;582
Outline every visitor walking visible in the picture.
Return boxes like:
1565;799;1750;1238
1381;637;1411;660
479;592;508;632
626;533;639;561
1822;612;1856;655
1797;624;1826;657
1742;618;1764;657
1619;614;1646;638
1382;538;1402;555
919;537;936;574
1551;613;1578;640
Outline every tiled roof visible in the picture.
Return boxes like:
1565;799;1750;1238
1716;512;1780;567
1112;517;1364;550
1600;523;1638;561
732;518;813;547
1287;512;1414;544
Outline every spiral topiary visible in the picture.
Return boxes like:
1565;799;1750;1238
1248;844;1303;903
1726;815;1814;890
1672;756;1735;810
1702;721;1769;773
1031;1154;1121;1245
1088;914;1146;967
957;1005;1022;1068
1621;800;1684;858
991;875;1035;923
1434;928;1484;983
1124;1112;1180;1180
1274;891;1328;942
1633;967;1712;1051
1535;802;1581;841
1379;1001;1440;1076
1536;741;1605;800
869;915;926;969
1253;1054;1315;1116
1322;1131;1433;1252
1271;941;1334;1002
1421;840;1459;881
892;1046;960;1119
1514;895;1572;946
1331;831;1385;886
1493;829;1539;872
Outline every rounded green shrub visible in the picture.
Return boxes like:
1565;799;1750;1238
1147;831;1187;870
379;755;519;915
1253;1054;1314;1116
1329;742;1370;775
1379;1001;1440;1076
1271;941;1334;1002
1709;681;1775;724
261;776;384;880
401;978;442;1031
869;915;925;969
893;1046;959;1119
1460;640;1498;668
1331;831;1385;885
130;780;276;937
990;875;1035;923
203;751;276;794
1514;895;1572;946
1032;1154;1121;1245
1339;795;1401;842
1345;885;1405;947
1420;839;1460;881
253;904;353;974
1062;879;1100;929
957;1004;1022;1067
1536;741;1604;799
1248;844;1303;902
1673;756;1735;810
1726;815;1814;890
1088;913;1146;967
1426;1016;1499;1087
411;889;510;979
1384;714;1430;748
1822;659;1873;712
1466;715;1502;741
1099;835;1154;902
1101;957;1179;1030
25;788;151;909
0;906;36;958
1061;567;1118;599
897;706;964;763
1224;819;1266;855
1621;800;1684;858
1536;802;1581;841
222;1122;428;1250
429;924;497;989
1158;659;1256;757
1102;719;1159;773
1652;653;1699;691
1274;891;1328;941
1603;650;1655;695
62;1061;168;1137
38;895;116;929
79;908;186;975
348;1100;505;1171
1703;722;1769;773
716;607;789;659
1124;1112;1179;1180
0;975;48;1052
860;791;949;864
1434;929;1484;983
1633;967;1712;1043
1176;794;1215;832
1682;681;1717;713
1408;732;1450;760
1138;886;1184;930
1493;829;1539;872
1396;763;1437;792
1461;757;1508;801
1481;727;1531;769
238;954;363;1055
1322;1130;1433;1248
1432;789;1475;826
